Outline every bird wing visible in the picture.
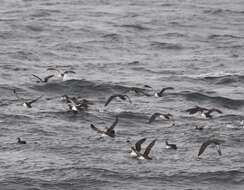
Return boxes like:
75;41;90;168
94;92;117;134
90;124;103;134
148;113;160;123
28;95;43;104
104;95;117;106
163;113;173;120
185;107;200;114
120;95;132;103
108;116;119;131
125;95;132;103
135;138;146;152
44;75;54;82
144;85;153;89
216;145;222;156
64;70;76;74
208;108;222;114
32;74;43;82
47;68;60;74
198;141;211;156
143;139;156;157
158;87;174;95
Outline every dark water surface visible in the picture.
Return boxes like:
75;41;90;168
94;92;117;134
0;0;244;189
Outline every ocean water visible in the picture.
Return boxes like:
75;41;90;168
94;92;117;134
0;0;244;189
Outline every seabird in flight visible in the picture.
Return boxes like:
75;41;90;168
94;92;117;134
13;89;43;108
90;116;118;138
201;108;222;119
148;113;173;123
104;94;132;107
130;139;157;160
124;87;151;96
185;106;209;115
127;138;147;157
198;139;224;157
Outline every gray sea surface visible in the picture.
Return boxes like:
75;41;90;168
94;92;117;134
0;0;244;189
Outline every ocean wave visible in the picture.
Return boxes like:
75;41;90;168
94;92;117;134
120;24;149;31
203;74;244;84
208;34;244;40
203;8;244;15
186;72;244;84
181;92;244;109
150;42;184;50
30;79;145;97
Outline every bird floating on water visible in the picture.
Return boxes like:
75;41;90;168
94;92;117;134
165;140;177;150
17;137;26;144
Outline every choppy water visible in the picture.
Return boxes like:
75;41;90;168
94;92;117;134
0;0;244;189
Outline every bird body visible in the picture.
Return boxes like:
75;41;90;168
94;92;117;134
148;113;173;123
165;140;177;150
17;137;26;144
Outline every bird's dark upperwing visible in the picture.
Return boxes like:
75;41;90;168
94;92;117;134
64;70;76;74
158;87;174;95
28;95;43;104
44;75;55;82
198;139;223;157
163;113;172;120
47;68;60;73
143;139;157;157
135;138;146;152
108;116;119;131
90;124;103;134
104;95;117;107
32;74;43;82
148;113;160;123
198;140;212;157
208;108;223;114
123;95;132;103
